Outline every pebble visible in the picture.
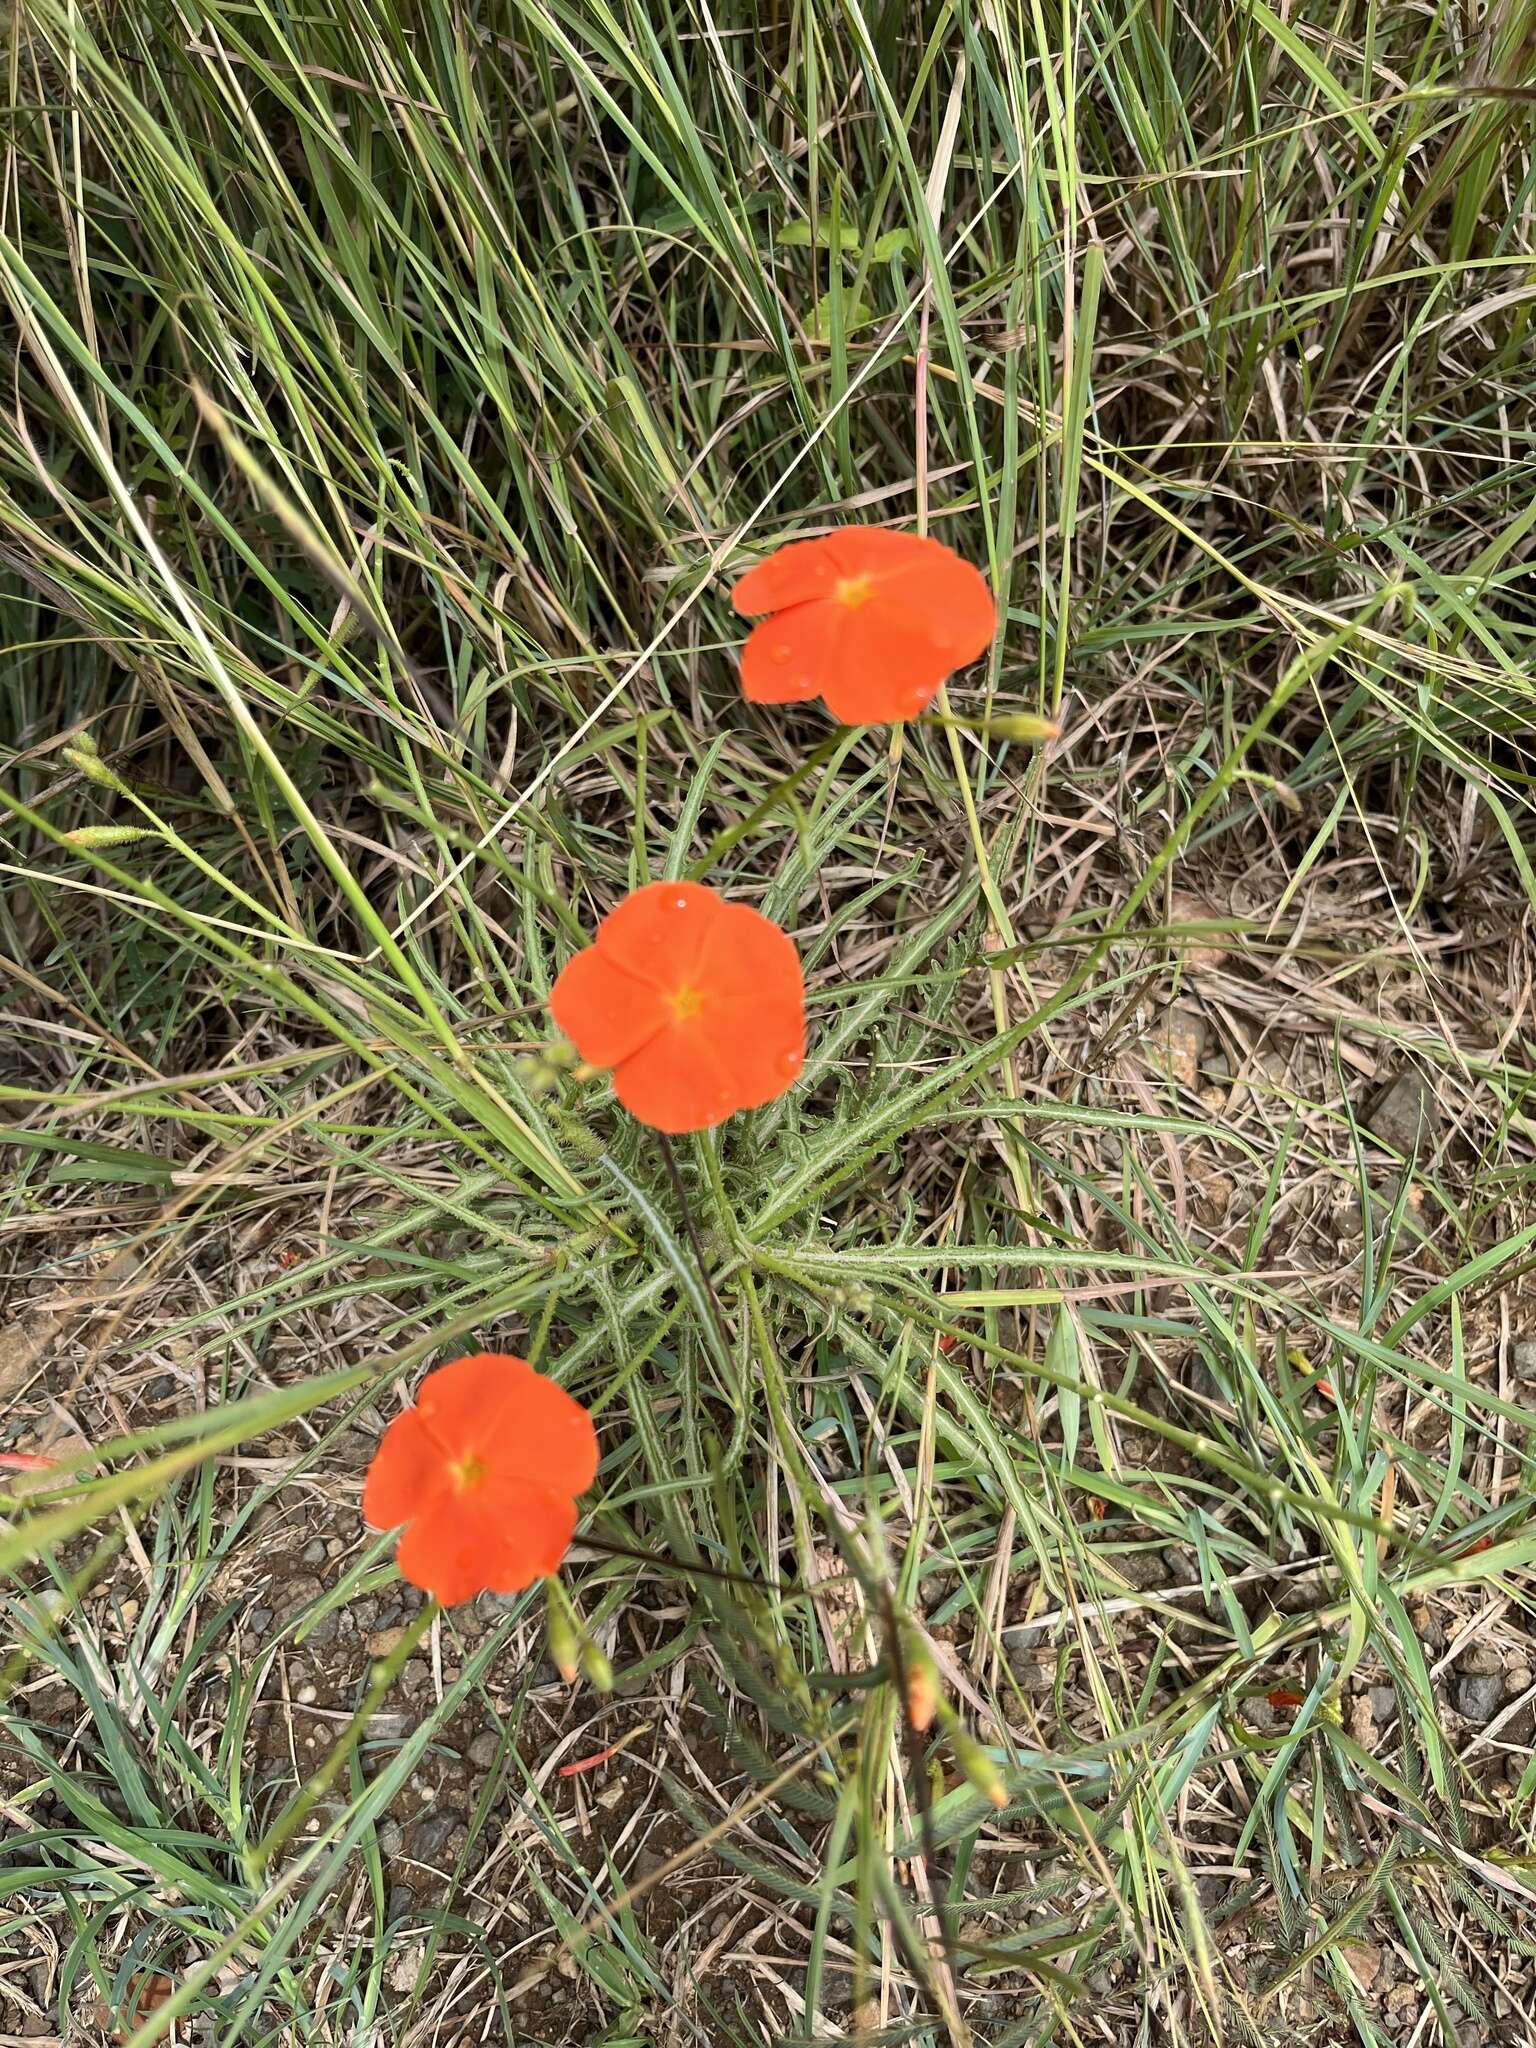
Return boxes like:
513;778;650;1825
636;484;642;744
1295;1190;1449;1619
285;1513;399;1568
1341;1939;1383;1991
368;1626;411;1657
367;1710;411;1738
376;1819;403;1858
295;1683;317;1705
1158;1005;1206;1088
1369;1686;1398;1727
277;1575;323;1620
1365;1069;1434;1159
386;1944;424;1995
1006;1647;1053;1691
386;1884;416;1923
467;1732;500;1770
1512;1340;1536;1380
1505;1663;1532;1694
248;1606;272;1634
410;1814;466;1866
1345;1694;1376;1749
401;1658;431;1695
1456;1649;1505;1722
301;1538;327;1565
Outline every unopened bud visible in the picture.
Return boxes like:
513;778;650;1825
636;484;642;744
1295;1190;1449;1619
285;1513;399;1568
951;1725;1009;1809
578;1638;613;1692
984;712;1062;745
62;741;131;793
546;1587;580;1684
902;1631;941;1733
63;825;155;848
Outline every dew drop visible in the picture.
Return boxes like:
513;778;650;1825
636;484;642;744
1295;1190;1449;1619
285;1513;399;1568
770;642;792;664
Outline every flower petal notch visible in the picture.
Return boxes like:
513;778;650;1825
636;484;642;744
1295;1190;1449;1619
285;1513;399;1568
550;879;805;1132
732;526;996;724
364;1353;597;1605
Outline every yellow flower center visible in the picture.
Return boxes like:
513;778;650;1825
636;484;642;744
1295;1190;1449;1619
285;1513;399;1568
666;983;706;1022
450;1453;490;1492
835;574;875;609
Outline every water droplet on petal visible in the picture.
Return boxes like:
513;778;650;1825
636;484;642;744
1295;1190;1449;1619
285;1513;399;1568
770;643;792;664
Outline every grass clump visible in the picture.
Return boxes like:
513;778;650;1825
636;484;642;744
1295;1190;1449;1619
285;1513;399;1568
4;3;1536;2044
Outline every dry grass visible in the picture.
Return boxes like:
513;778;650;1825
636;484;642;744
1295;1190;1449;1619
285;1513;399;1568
4;2;1536;2044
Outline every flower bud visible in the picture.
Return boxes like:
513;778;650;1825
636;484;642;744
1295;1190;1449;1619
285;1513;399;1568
950;1725;1009;1810
546;1587;580;1684
984;712;1062;745
63;826;155;848
578;1637;614;1692
63;741;131;794
902;1630;941;1733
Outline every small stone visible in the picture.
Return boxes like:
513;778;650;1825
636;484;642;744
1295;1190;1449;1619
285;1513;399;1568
1114;1549;1167;1592
325;1537;344;1558
1457;1666;1505;1723
1505;1663;1532;1694
248;1606;273;1634
367;1710;411;1738
401;1658;431;1695
1156;1004;1206;1088
1512;1340;1536;1380
376;1819;403;1858
1277;1568;1327;1615
467;1732;500;1770
1006;1646;1053;1691
1458;1644;1502;1675
386;1943;423;1994
386;1884;416;1923
277;1575;323;1621
409;1813;463;1865
301;1538;327;1565
1407;1598;1440;1644
1341;1939;1383;1991
295;1683;317;1705
1345;1694;1377;1749
1365;1070;1434;1160
1369;1686;1398;1726
368;1626;411;1657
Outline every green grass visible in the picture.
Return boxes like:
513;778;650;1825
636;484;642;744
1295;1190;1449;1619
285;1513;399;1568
3;2;1536;2043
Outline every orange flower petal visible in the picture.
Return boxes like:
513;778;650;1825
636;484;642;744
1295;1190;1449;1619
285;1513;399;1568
611;1026;741;1132
607;896;804;1130
740;604;839;705
415;1353;598;1494
732;528;996;724
396;1482;578;1604
362;1407;449;1532
550;883;804;1131
732;528;934;615
550;942;670;1068
691;902;805;1102
731;535;843;615
587;880;725;989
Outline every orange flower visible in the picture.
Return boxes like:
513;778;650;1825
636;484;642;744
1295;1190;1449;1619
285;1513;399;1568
550;880;804;1132
363;1354;597;1604
732;526;996;724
